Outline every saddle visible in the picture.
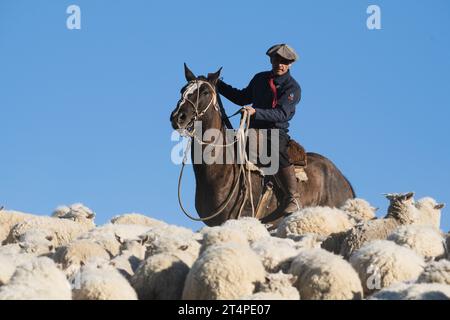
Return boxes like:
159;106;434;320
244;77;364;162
287;139;307;167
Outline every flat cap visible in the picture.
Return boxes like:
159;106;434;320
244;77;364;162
266;44;299;63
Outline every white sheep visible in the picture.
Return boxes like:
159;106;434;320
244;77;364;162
182;243;266;300
0;257;72;300
250;236;301;273
385;194;444;229
199;226;249;254
339;219;402;259
109;238;147;279
387;225;446;260
349;240;425;295
221;217;271;243
52;203;96;227
276;206;353;239
141;225;201;266
288;248;363;300
369;282;450;300
253;272;300;300
76;223;152;257
110;213;167;228
7;215;95;247
53;239;111;277
338;192;418;259
417;260;450;285
130;252;190;300
15;229;56;256
340;198;378;224
0;209;40;243
72;261;137;300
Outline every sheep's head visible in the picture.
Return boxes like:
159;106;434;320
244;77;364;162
414;197;444;229
54;203;96;225
255;272;299;297
115;234;147;259
287;233;327;249
416;197;445;211
52;205;71;218
385;192;415;204
384;192;417;224
340;198;378;223
17;229;56;255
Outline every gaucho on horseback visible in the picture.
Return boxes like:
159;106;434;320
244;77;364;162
216;43;302;217
170;43;354;229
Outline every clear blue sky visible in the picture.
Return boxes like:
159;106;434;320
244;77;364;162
1;0;449;232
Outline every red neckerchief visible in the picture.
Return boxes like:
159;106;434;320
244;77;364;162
268;73;278;108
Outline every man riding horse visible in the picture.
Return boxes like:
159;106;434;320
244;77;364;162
216;44;302;216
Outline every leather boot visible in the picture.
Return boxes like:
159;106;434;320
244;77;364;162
275;165;301;214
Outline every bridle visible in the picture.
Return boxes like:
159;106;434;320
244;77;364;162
175;79;220;138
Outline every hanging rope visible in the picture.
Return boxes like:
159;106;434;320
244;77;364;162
177;109;259;222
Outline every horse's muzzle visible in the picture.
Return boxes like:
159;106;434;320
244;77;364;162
170;110;189;130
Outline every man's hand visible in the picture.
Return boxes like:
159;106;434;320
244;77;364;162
241;105;256;116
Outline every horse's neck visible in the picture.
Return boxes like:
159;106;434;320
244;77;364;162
191;111;236;180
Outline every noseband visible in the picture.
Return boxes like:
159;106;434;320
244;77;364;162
176;79;219;135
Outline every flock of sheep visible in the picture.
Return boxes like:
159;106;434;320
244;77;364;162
0;192;449;300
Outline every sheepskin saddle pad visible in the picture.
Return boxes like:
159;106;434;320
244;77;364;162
287;139;307;167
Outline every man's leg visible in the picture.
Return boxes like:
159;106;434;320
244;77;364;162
274;131;301;215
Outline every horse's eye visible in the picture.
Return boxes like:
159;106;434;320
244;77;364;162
202;91;209;96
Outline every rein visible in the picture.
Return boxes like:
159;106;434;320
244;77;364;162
176;80;257;222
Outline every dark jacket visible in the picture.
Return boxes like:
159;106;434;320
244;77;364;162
217;70;301;132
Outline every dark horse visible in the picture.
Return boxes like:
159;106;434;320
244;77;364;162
170;65;355;229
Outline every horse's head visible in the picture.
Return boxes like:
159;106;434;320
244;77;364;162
170;64;222;132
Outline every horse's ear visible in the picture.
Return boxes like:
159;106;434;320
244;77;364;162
207;67;222;85
184;63;196;82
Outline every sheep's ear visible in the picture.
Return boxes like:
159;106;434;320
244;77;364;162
115;234;124;244
87;213;95;219
383;193;395;201
373;207;379;212
184;63;196;82
139;235;150;245
435;203;445;210
403;192;415;201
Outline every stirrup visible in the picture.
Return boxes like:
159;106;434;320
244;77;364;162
284;196;301;214
292;198;301;212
